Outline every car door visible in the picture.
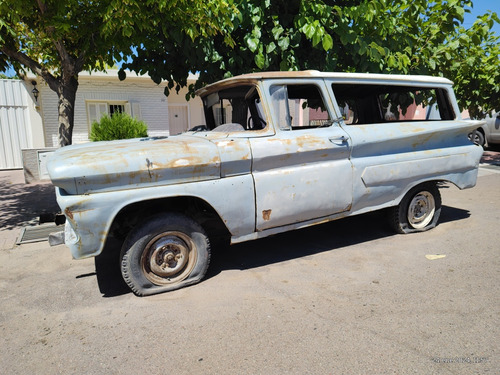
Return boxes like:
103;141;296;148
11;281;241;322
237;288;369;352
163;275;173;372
250;81;353;231
487;114;500;144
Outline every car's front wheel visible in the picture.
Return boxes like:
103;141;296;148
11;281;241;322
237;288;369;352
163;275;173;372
390;182;442;234
120;213;211;296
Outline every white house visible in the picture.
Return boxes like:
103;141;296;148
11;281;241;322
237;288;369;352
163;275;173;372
0;70;205;175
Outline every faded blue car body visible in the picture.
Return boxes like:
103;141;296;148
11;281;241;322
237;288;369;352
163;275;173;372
48;71;484;262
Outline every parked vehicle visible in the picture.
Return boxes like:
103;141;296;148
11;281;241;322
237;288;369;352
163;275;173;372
469;112;500;147
47;71;484;296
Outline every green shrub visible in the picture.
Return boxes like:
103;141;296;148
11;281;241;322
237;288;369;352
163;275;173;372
90;112;148;141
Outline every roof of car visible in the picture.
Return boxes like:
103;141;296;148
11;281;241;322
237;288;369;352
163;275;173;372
196;70;453;96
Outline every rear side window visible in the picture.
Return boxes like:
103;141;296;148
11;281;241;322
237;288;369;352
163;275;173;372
332;84;455;125
270;84;332;130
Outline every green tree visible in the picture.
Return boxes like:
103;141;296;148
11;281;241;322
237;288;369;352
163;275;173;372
332;0;500;118
123;0;499;117
0;0;235;146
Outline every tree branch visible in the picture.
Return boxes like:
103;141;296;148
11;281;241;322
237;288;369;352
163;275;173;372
35;0;48;15
0;46;59;90
74;52;86;74
52;39;76;76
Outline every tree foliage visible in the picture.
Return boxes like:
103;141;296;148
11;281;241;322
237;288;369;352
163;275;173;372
0;0;235;146
123;0;500;118
1;0;498;150
0;72;18;79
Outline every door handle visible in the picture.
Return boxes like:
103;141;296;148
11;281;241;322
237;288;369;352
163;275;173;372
329;135;348;144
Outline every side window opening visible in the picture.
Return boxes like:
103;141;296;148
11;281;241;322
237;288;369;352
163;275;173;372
332;84;455;125
201;85;266;132
270;84;332;130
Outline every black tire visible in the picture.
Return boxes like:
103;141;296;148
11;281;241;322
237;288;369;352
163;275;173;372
120;213;211;296
390;182;442;234
469;129;485;147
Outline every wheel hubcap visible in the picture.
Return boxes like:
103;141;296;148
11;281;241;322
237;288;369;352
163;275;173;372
150;237;188;276
141;232;196;285
408;191;435;229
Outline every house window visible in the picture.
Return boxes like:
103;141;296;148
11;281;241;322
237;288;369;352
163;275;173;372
109;104;125;116
87;101;141;128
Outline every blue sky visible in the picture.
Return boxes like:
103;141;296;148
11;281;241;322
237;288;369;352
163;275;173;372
463;0;500;35
1;0;499;77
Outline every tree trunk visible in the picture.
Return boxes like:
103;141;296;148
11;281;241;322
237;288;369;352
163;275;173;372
56;76;78;147
1;46;80;146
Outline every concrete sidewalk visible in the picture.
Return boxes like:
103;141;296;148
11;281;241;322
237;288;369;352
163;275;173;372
0;169;60;250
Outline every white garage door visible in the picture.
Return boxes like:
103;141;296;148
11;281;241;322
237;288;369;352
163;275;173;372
0;80;33;169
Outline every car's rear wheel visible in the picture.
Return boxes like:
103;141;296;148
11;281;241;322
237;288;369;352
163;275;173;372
390;183;442;234
469;129;485;147
120;213;210;296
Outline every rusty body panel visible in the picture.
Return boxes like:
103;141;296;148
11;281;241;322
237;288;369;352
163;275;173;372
47;71;483;262
48;135;221;195
56;175;256;259
250;126;353;231
341;120;483;215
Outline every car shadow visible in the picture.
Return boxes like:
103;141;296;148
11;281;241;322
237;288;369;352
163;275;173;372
206;205;469;280
484;144;500;152
92;204;472;297
94;237;130;297
206;211;391;280
481;145;500;166
439;205;470;223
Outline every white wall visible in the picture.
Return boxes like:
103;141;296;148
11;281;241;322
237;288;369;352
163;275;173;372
39;71;174;146
0;79;44;169
167;84;206;128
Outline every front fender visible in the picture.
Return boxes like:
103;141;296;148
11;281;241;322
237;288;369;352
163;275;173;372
57;175;255;259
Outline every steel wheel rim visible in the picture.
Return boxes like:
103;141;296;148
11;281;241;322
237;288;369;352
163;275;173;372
141;231;197;285
408;191;435;229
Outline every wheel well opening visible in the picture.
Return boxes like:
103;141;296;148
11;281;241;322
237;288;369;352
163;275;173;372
109;197;230;243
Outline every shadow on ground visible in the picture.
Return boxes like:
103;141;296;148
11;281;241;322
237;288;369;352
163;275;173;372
481;144;500;166
93;204;470;298
0;178;59;230
207;205;470;279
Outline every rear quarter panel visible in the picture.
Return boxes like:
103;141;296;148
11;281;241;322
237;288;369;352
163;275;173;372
342;120;483;214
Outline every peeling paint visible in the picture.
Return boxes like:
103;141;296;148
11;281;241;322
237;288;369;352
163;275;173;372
146;158;153;179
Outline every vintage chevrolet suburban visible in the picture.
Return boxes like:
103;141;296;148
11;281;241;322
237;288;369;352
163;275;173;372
47;71;484;296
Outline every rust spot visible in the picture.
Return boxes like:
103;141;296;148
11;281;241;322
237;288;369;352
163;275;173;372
64;207;74;220
295;135;322;149
262;209;272;221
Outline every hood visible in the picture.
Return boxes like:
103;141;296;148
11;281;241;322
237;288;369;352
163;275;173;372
47;135;220;195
